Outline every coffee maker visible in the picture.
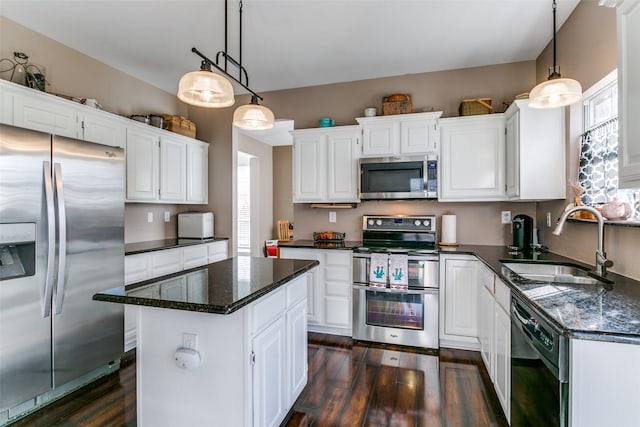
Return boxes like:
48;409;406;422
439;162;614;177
510;214;534;251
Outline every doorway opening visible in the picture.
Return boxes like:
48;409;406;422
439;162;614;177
237;151;253;254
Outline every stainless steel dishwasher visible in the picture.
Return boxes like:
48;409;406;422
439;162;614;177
510;293;569;426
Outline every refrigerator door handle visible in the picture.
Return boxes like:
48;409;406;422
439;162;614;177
42;161;55;318
54;163;67;315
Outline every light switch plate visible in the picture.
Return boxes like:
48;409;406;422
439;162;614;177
329;211;337;223
147;212;153;223
164;211;170;222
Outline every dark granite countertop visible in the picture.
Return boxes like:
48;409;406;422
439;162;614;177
442;245;640;345
94;256;319;314
125;237;228;255
278;240;362;250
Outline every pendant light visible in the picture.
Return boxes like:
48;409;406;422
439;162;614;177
233;95;275;130
177;64;235;108
529;0;582;109
176;0;275;130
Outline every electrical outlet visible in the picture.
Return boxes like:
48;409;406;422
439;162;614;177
183;332;198;350
164;211;170;222
147;212;153;223
501;211;511;224
546;212;552;228
329;211;337;223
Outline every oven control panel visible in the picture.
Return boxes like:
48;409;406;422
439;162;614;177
363;215;436;232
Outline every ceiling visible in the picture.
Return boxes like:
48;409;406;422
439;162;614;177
0;0;580;96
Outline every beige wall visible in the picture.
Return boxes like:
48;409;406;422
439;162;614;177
535;1;640;280
1;16;196;243
294;201;536;246
273;146;294;232
260;61;537;245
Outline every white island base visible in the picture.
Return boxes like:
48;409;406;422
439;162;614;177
135;274;309;427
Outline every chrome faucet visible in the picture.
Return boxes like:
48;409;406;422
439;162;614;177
552;205;613;277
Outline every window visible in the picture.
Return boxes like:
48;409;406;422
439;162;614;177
578;72;639;221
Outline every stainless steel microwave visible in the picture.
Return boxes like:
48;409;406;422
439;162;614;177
359;155;437;200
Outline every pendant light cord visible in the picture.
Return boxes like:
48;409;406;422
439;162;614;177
550;0;561;79
552;0;557;72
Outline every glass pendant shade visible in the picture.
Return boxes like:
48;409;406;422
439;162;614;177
233;103;275;130
177;70;235;108
528;77;583;108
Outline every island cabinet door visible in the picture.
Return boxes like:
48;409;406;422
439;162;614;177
252;316;287;427
287;299;308;406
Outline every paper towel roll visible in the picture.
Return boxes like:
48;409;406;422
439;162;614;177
441;214;457;244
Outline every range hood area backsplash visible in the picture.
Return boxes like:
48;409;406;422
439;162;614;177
293;200;537;246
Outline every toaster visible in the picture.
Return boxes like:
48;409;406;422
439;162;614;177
178;212;214;239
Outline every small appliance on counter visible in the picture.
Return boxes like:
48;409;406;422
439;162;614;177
178;212;214;239
510;214;533;251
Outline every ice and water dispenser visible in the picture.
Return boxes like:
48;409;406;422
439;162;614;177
0;223;36;281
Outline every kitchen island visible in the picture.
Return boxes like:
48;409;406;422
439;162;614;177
94;256;319;427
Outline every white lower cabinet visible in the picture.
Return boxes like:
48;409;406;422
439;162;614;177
439;254;480;350
249;275;309;427
477;263;511;421
251;315;287;427
124;241;228;352
570;339;640;427
279;247;352;336
493;290;510;420
207;240;228;263
182;244;208;269
287;299;308;402
136;272;310;427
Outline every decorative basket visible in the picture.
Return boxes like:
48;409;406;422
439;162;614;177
382;94;412;115
161;114;197;138
313;231;345;243
458;98;493;116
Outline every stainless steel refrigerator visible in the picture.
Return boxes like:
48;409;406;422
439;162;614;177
0;124;124;420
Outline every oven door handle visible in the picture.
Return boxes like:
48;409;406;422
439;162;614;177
352;283;438;295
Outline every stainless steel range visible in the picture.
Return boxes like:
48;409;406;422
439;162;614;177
352;215;439;349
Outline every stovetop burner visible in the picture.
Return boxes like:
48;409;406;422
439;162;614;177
359;215;438;255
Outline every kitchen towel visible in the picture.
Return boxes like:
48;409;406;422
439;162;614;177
389;254;409;291
441;214;457;245
369;253;388;288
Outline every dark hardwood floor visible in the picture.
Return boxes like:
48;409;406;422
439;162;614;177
11;333;508;427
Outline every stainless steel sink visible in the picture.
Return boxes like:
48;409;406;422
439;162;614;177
502;262;610;285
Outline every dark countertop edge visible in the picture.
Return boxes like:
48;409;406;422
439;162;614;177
125;237;229;255
451;244;640;345
278;240;362;250
93;259;320;315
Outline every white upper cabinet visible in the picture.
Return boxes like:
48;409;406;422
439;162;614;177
2;81;80;139
504;99;565;200
618;0;640;189
439;114;507;201
292;126;360;203
359;118;400;156
327;130;360;201
186;140;208;204
357;111;442;157
81;110;128;148
126;126;159;201
159;135;186;202
1;80;208;204
292;131;326;202
127;131;208;204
